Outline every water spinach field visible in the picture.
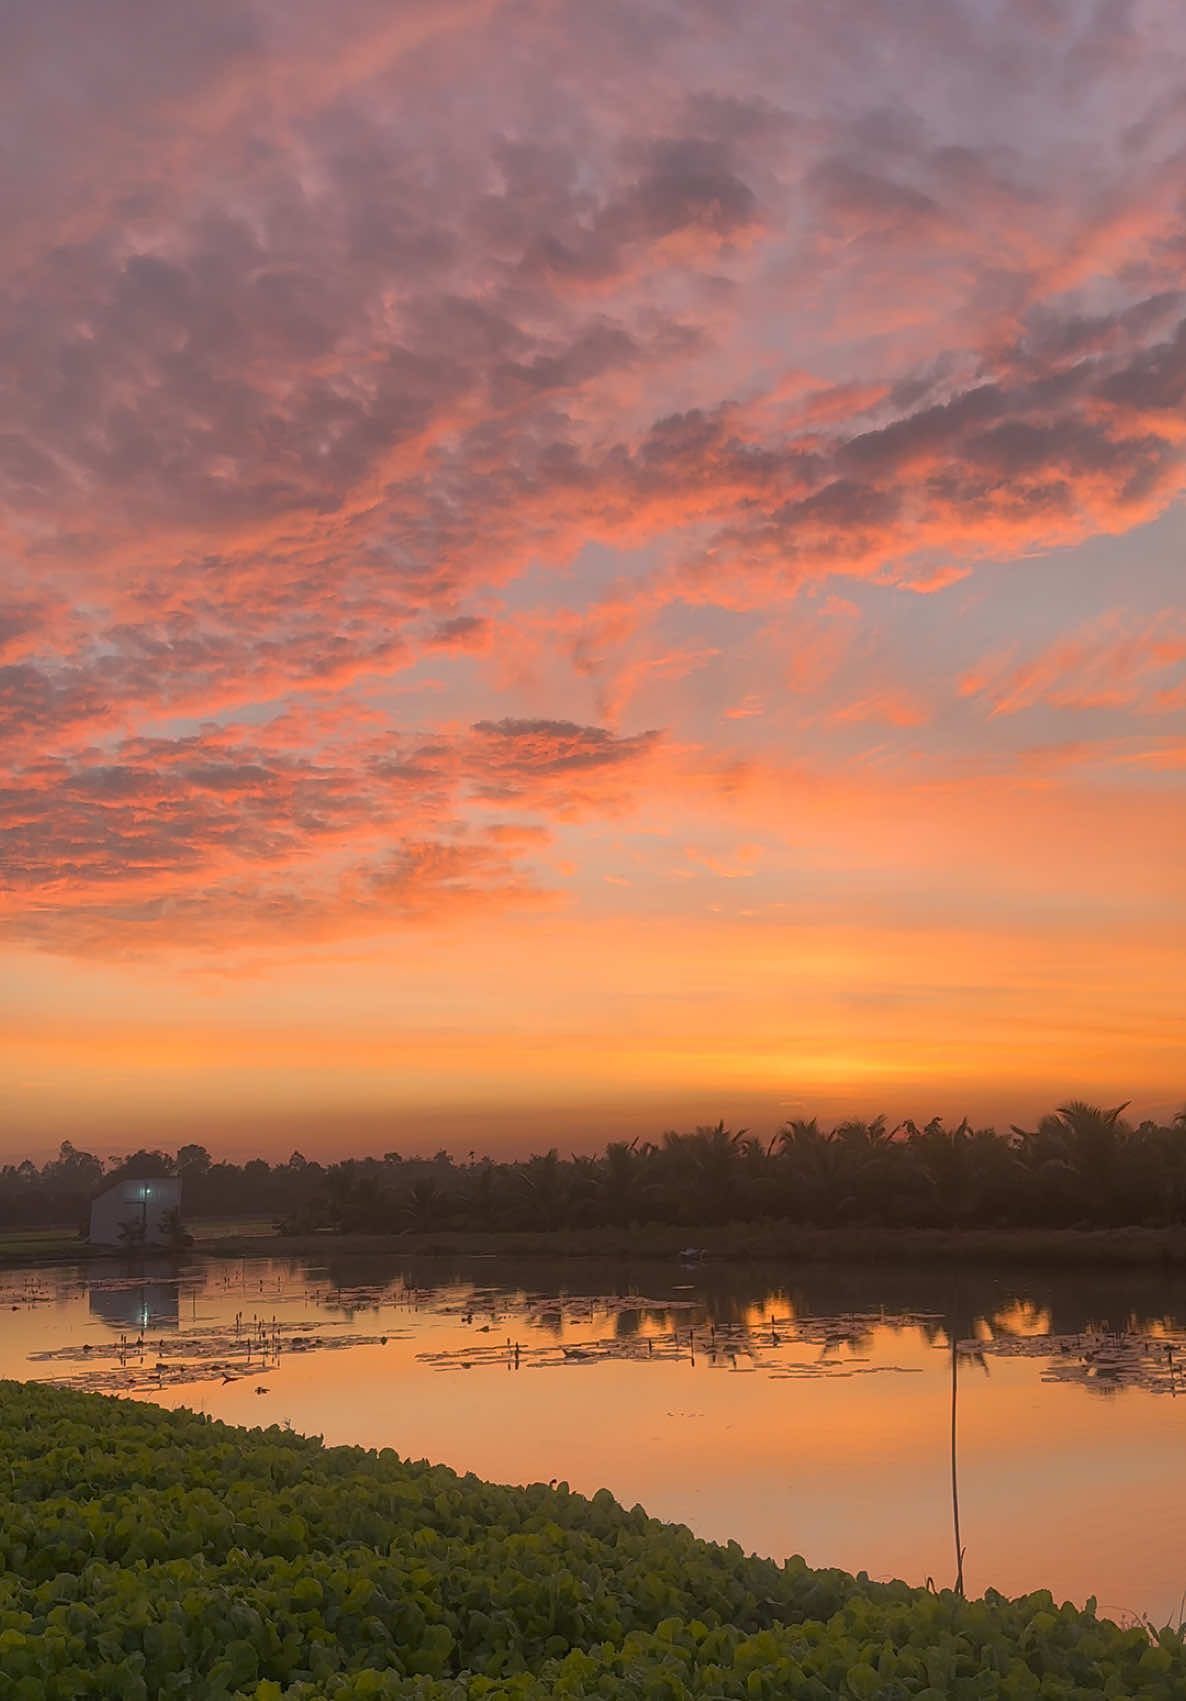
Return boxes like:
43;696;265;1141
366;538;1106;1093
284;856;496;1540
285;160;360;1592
1;1378;1184;1701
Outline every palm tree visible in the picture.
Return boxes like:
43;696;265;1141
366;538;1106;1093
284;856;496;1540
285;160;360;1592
1131;1115;1186;1225
774;1119;845;1223
830;1115;895;1221
402;1177;449;1233
1034;1100;1131;1223
652;1124;746;1224
599;1140;648;1226
905;1117;973;1228
518;1150;569;1231
567;1153;602;1225
737;1133;774;1218
833;1114;891;1150
1055;1098;1130;1158
688;1122;749;1223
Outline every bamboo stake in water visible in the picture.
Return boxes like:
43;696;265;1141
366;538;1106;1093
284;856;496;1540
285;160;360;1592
951;1325;965;1597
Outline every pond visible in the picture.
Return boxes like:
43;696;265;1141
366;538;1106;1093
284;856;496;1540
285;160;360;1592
3;1252;1185;1628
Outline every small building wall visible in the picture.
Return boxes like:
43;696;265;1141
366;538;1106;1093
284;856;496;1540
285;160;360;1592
88;1177;182;1248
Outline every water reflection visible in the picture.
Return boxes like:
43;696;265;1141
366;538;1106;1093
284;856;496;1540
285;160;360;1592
311;1252;1186;1340
88;1271;181;1332
3;1251;1186;1622
3;1254;1185;1393
10;1254;1185;1411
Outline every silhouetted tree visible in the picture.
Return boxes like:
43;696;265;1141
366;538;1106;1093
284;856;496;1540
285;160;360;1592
4;1098;1186;1237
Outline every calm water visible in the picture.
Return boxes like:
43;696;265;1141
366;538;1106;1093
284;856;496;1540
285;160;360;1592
3;1253;1185;1627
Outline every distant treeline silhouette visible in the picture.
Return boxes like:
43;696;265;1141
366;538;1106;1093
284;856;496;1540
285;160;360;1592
4;1100;1186;1236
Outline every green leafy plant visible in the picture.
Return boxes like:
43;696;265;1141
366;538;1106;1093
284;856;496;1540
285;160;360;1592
0;1380;1181;1700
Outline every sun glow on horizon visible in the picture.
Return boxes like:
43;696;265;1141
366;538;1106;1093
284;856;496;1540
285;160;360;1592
1;0;1184;1158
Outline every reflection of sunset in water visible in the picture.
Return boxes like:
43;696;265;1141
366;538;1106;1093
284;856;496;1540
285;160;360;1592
988;1300;1053;1339
4;1254;1186;1626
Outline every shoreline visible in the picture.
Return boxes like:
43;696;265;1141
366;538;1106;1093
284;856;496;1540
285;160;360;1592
5;1220;1186;1268
199;1222;1186;1265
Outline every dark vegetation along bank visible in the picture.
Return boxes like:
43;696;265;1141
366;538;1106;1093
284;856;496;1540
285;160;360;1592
5;1101;1186;1242
1;1381;1184;1701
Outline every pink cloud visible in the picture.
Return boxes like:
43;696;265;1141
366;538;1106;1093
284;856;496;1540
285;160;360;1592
894;565;973;594
683;843;762;879
0;714;660;952
4;0;1186;968
960;611;1186;717
831;691;930;729
723;694;764;720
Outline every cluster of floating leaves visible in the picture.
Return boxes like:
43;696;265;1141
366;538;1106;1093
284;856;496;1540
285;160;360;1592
26;1313;409;1394
417;1301;931;1381
967;1327;1186;1397
7;1267;440;1393
11;1265;1186;1401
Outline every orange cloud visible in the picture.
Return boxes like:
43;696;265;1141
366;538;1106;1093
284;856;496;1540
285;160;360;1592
960;611;1186;717
5;0;1186;1145
0;715;662;953
830;691;929;728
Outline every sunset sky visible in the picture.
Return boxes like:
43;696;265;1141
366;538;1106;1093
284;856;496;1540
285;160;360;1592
3;0;1184;1159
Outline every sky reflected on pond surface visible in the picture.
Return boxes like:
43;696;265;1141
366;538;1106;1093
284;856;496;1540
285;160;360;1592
3;1254;1185;1628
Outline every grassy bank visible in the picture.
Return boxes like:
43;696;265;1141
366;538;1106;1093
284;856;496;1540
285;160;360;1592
196;1220;1186;1267
5;1220;1186;1271
0;1218;277;1269
0;1227;101;1266
0;1378;1181;1699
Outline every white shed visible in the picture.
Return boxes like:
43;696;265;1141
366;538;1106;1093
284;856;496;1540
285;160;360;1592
88;1177;182;1249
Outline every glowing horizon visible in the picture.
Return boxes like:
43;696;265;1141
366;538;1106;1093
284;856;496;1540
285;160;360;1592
2;0;1184;1160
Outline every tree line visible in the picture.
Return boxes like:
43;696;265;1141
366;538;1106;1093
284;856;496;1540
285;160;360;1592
3;1100;1186;1237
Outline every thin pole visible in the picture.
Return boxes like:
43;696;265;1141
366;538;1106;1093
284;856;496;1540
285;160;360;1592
951;1324;965;1597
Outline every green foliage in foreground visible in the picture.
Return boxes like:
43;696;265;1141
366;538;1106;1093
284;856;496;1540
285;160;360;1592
0;1383;1183;1701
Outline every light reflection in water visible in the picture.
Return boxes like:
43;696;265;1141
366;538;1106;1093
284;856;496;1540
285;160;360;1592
3;1253;1186;1627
